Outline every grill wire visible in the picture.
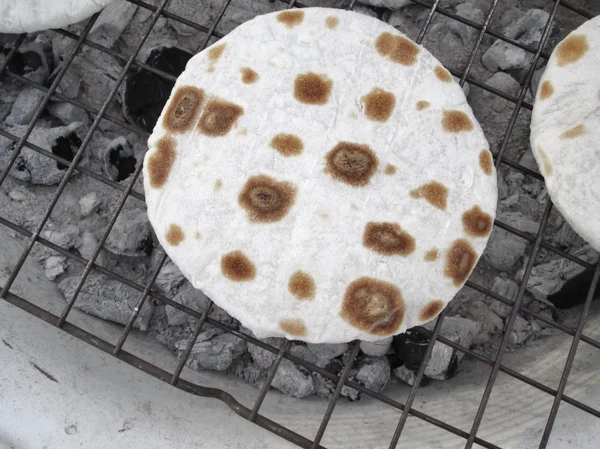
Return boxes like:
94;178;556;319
1;0;599;448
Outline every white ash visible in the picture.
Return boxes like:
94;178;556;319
0;122;81;185
48;102;91;127
58;272;153;330
247;335;285;370
155;258;187;297
393;364;418;386
42;223;80;249
228;353;267;388
78;231;107;267
5;87;46;126
467;301;504;336
45;255;67;281
104;206;153;257
56;70;82;99
176;330;246;372
306;342;349;367
8;189;27;202
490;276;519;317
341;355;391;401
483;227;528;272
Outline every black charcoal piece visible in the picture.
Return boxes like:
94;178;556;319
122;47;193;132
51;131;81;169
548;268;600;309
392;328;430;371
103;136;136;181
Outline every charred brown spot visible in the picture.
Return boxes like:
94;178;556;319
416;100;430;110
198;99;243;137
325;141;378;187
240;67;258;84
419;300;444;321
208;43;226;61
215;179;223;191
479;150;493;176
556;34;589;67
221;250;256;281
434;65;452;82
194;231;201;240
289;271;316;300
442;110;474;133
363;222;415;256
424;248;439;261
341;277;405;336
410;181;448;211
279;318;306;336
166;224;184;246
540;80;554;100
163;86;204;133
537;147;552;176
270;133;304;156
462;206;493;237
147;136;176;188
444;239;477;286
560;124;585;139
362;88;396;122
238;175;296;223
326;16;339;29
375;32;419;66
351;203;359;210
277;10;304;28
294;73;332;105
384;164;397;175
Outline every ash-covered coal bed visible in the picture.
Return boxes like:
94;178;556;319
0;0;599;400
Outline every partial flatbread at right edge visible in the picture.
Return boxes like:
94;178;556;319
531;15;600;251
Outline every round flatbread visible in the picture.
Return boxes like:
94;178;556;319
0;0;113;34
531;16;600;251
143;7;497;343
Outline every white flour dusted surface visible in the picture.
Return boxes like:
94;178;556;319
0;0;113;33
531;16;600;251
143;8;497;343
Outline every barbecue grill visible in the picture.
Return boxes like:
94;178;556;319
0;1;599;448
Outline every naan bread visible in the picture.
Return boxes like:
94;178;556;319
0;0;113;34
143;8;497;343
531;16;600;251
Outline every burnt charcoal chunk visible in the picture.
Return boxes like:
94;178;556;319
122;47;193;132
7;50;42;75
51;132;81;170
392;328;430;371
104;137;136;182
548;269;600;309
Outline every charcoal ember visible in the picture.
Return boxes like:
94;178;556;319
547;266;600;309
497;211;540;236
155;259;186;296
289;344;319;366
79;191;100;217
247;335;285;369
524;245;598;302
216;0;286;35
341;355;390;401
306;342;349;367
42;224;80;249
228;352;267;388
467;301;504;335
48;102;90;126
272;359;315;398
164;283;232;326
482;9;560;81
103;136;136;182
8;189;27;201
178;331;246;372
490;276;518;318
313;358;344;399
167;0;221;35
360;337;392;356
483;227;527;272
387;5;427;42
89;0;138;48
78;231;107;267
352;4;379;19
393;364;431;387
0;123;81;185
509;315;532;346
438;3;484;62
105;207;153;257
5;86;46;126
7;42;50;85
58;272;153;330
518;148;539;173
122;47;192;132
44;255;66;281
56;70;82;99
357;0;412;8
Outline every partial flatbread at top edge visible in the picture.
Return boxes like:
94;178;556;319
0;0;113;33
531;15;600;251
143;7;497;343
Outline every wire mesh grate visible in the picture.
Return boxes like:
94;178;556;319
0;1;599;448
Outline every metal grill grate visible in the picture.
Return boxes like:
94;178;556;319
1;1;599;448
